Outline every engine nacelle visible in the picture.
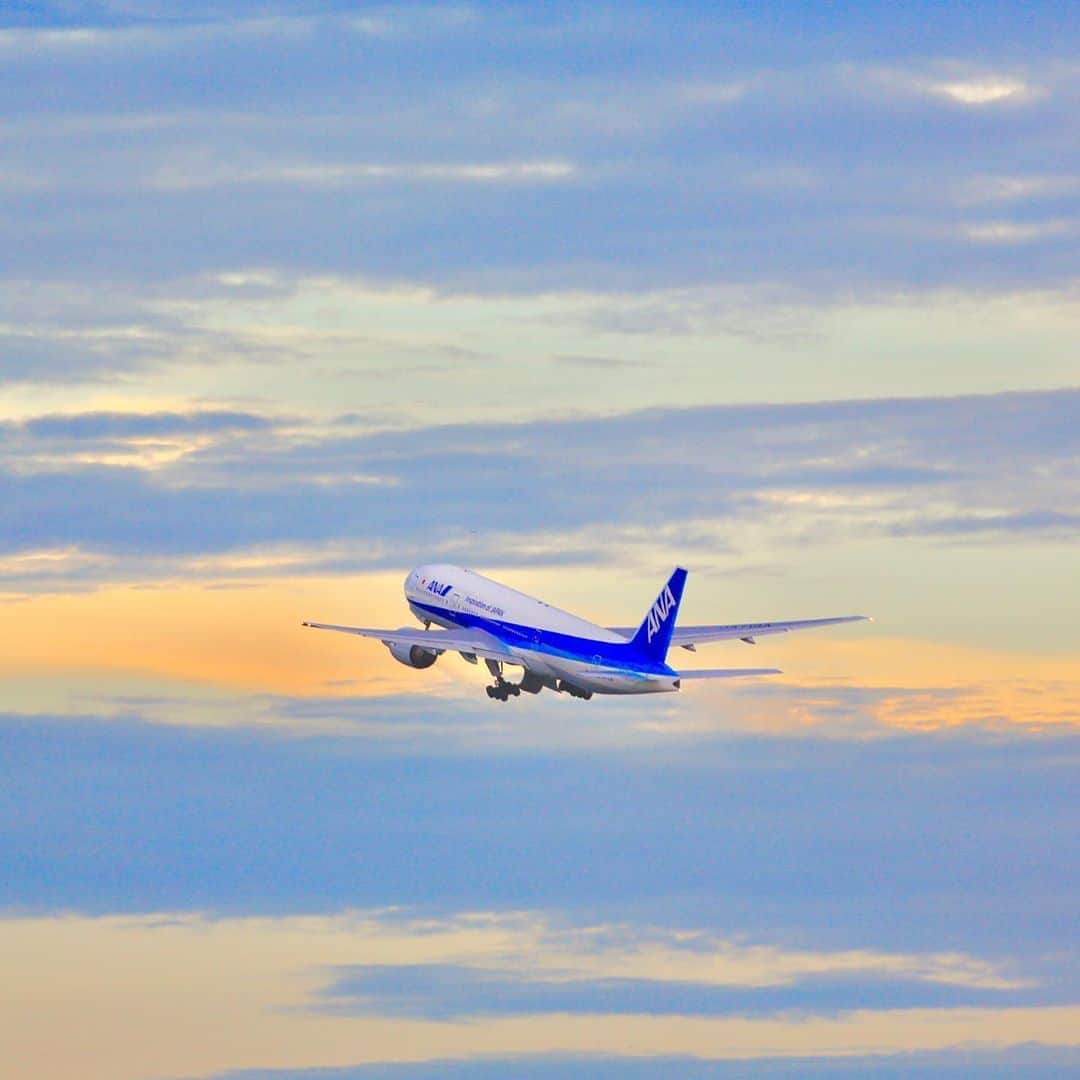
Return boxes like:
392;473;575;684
387;638;438;669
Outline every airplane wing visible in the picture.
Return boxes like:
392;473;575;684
301;621;514;662
678;667;782;679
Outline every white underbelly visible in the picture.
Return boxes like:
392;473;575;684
540;654;678;695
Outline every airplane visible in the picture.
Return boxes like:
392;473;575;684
302;564;869;701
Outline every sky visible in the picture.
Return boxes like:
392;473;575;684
1;2;1078;1078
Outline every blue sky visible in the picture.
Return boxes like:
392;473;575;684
1;3;1077;1078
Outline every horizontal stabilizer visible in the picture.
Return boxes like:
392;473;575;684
610;615;870;647
671;615;869;649
678;667;782;679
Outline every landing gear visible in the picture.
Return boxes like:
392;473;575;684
486;681;521;702
557;680;593;700
484;657;521;702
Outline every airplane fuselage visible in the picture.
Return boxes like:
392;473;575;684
405;564;681;695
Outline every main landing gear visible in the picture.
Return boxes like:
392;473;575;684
557;680;592;700
483;652;511;704
484;658;519;702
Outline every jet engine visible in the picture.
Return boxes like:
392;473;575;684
387;639;438;669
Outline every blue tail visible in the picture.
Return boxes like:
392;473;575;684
629;567;687;663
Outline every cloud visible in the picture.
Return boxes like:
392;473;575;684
0;296;294;386
0;12;389;57
962;220;1075;244
146;160;579;192
211;1045;1080;1079
682;642;1080;735
3;711;1077;964
2;9;1075;1080
550;354;642;369
843;64;1052;110
1;7;1075;293
0;330;154;383
305;911;1039;1008
0;390;1074;596
960;174;1080;205
926;77;1039;106
21;409;277;439
2;903;1077;1080
892;510;1080;538
318;964;1036;1021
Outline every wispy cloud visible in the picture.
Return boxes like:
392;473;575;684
147;160;578;192
2;704;1076;1077
1;390;1075;604
892;510;1080;537
959;174;1080;205
1;906;1075;1080
309;911;1032;1005
962;220;1076;244
926;76;1040;106
0;12;395;56
2;6;1075;295
205;1045;1080;1079
20;408;277;439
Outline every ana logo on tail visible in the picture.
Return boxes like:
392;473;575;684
646;585;676;642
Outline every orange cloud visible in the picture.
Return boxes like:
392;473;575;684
0;575;465;698
688;636;1079;733
3;578;1076;732
3;911;1077;1080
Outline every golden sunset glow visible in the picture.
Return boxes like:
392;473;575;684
1;575;436;697
4;913;1077;1080
5;579;1075;733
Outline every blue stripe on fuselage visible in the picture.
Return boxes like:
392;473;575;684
410;599;675;676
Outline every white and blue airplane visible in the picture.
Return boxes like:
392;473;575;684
303;564;869;701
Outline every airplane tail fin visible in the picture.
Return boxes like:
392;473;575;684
629;567;687;663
